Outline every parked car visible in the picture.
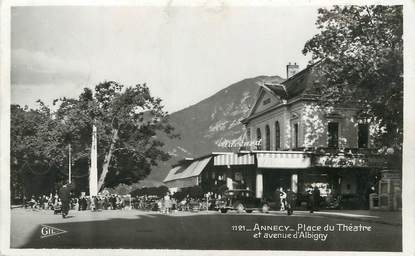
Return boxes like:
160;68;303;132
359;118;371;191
216;189;270;213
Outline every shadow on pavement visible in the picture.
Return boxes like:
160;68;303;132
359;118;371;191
17;212;402;251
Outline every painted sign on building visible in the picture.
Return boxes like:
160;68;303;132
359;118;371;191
216;137;261;148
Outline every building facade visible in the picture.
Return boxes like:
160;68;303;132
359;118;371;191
164;62;394;210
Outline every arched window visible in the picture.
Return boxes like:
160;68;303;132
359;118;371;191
275;121;280;150
265;125;271;150
256;128;262;150
293;123;299;149
245;128;251;150
327;122;339;148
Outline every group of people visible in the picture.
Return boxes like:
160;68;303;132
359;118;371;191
132;192;218;213
75;194;131;211
24;194;61;210
22;185;72;218
132;192;202;213
274;187;295;215
274;186;321;215
23;183;133;218
24;184;322;217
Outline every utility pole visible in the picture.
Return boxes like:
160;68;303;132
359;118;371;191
68;143;72;183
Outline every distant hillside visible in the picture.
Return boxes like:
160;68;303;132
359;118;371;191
145;75;285;183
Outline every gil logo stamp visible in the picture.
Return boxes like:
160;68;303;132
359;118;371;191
40;225;67;238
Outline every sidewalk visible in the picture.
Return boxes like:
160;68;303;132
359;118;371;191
306;210;402;226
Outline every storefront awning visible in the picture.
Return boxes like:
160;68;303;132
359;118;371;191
213;153;255;166
256;152;311;169
183;157;211;178
164;157;211;182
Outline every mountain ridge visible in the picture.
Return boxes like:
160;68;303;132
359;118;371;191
145;74;285;184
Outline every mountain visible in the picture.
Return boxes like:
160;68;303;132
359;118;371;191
145;75;285;183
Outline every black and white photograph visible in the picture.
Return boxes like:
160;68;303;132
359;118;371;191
1;0;414;254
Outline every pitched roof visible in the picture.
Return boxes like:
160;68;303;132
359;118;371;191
241;61;323;124
263;61;321;100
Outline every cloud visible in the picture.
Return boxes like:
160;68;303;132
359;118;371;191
11;82;85;109
11;48;91;86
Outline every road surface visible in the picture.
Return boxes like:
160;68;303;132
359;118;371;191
10;208;402;251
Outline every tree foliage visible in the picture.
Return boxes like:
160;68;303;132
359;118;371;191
303;5;403;154
10;103;66;198
11;82;176;197
56;82;176;189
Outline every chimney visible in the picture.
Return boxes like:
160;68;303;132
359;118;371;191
286;62;299;79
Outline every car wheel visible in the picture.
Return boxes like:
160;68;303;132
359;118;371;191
236;203;245;213
220;208;228;213
246;209;253;213
261;204;270;213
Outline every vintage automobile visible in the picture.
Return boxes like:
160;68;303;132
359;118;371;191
216;189;270;213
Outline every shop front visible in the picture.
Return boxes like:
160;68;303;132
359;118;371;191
164;150;382;209
211;152;257;192
294;168;375;209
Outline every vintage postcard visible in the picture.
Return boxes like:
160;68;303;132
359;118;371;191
1;0;414;255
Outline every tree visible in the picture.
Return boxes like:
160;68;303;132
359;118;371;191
53;82;176;191
11;81;176;198
10;103;66;198
302;5;403;165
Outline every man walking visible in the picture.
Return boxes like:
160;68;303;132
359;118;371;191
59;182;71;218
285;188;296;215
273;188;281;211
309;186;320;213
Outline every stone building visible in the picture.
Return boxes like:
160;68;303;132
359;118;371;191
164;62;391;209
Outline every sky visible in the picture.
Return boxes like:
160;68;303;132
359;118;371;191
11;5;322;113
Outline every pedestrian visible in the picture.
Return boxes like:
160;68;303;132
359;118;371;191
86;196;91;210
41;195;47;210
23;195;27;208
53;195;60;214
164;192;172;214
120;196;125;210
111;195;117;210
279;187;287;211
29;196;37;209
74;197;79;211
90;196;96;211
285;188;296;215
47;195;53;210
273;188;281;211
103;196;109;210
79;195;86;210
309;186;320;213
59;183;71;218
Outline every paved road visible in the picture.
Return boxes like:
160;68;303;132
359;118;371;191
10;208;402;251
